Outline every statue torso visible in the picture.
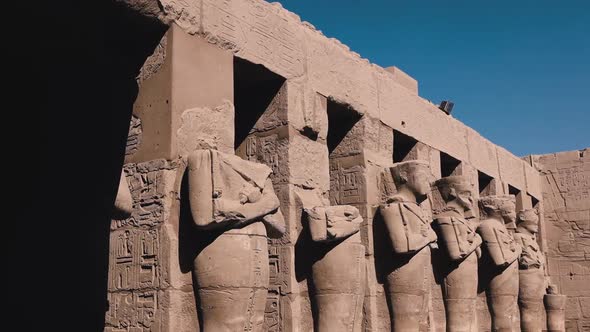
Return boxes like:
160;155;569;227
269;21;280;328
514;232;544;270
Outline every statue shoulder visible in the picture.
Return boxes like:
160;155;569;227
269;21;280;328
434;215;453;225
477;220;497;238
380;200;404;218
513;233;525;243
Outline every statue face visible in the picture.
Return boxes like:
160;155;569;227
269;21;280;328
501;201;516;225
454;183;474;211
405;166;432;197
518;213;539;234
523;222;539;234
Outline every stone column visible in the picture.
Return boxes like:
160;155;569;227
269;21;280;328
296;199;365;332
545;292;567;332
106;25;234;332
235;79;331;331
478;195;522;332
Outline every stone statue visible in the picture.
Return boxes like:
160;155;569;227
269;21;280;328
514;209;547;332
187;149;286;331
433;175;482;332
303;202;365;332
379;160;437;331
112;169;133;219
477;195;522;332
544;284;567;332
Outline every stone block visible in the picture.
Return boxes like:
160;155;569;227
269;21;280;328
466;127;500;179
497;146;526;191
385;66;418;94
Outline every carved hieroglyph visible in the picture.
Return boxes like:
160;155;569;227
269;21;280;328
187;149;285;331
515;209;547;332
433;175;482;332
298;189;365;332
478;195;522;332
379;161;437;331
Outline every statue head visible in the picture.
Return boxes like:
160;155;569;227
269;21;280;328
479;195;516;226
390;160;432;201
516;209;539;235
434;175;475;212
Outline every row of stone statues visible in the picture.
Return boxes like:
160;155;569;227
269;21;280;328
113;152;565;331
382;160;564;332
184;149;372;331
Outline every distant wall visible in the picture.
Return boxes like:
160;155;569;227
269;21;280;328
533;148;590;332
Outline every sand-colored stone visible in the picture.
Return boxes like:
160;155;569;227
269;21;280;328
97;2;584;331
433;175;482;332
385;66;418;94
545;290;567;332
478;195;522;331
379;161;437;331
515;209;548;332
187;149;285;331
298;191;365;332
532;149;588;332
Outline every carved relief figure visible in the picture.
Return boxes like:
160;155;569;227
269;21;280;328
300;191;365;332
514;209;547;332
187;149;286;331
379;161;437;331
433;176;482;332
477;195;522;332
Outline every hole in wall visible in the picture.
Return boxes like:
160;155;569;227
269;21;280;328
532;195;540;209
326;100;362;154
508;184;520;196
440;152;461;177
478;170;493;195
233;57;286;149
392;130;418;163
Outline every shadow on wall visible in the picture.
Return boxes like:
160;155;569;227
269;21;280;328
44;2;170;330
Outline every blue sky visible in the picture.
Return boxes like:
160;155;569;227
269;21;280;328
278;0;589;156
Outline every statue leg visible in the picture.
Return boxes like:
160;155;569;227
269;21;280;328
312;234;366;332
193;222;268;332
386;246;432;332
442;252;479;332
487;261;519;332
518;268;545;332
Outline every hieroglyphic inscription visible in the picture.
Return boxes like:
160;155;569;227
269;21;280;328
105;291;158;332
330;156;366;206
202;0;305;78
237;127;290;186
537;150;590;331
125;115;143;156
264;245;295;331
109;229;160;292
265;245;282;331
106;160;178;331
112;162;177;230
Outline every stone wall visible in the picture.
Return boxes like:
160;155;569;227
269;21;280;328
104;1;549;331
532;148;590;332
